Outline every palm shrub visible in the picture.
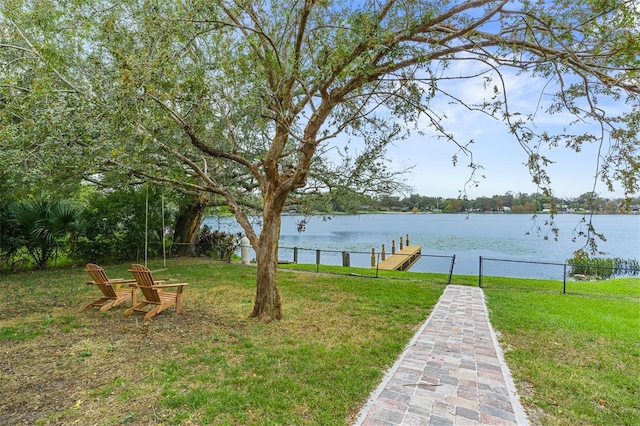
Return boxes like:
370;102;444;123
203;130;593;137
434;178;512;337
8;199;81;269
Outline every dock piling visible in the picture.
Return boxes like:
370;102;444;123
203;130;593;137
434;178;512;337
374;235;421;271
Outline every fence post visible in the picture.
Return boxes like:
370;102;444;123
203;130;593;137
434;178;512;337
563;263;567;294
316;250;321;273
381;244;386;261
293;247;298;264
479;256;483;288
371;248;376;267
448;255;456;284
342;251;350;267
392;240;396;254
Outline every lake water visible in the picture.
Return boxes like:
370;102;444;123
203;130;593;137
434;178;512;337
202;213;640;275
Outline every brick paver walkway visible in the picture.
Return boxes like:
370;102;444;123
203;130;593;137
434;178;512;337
353;285;529;425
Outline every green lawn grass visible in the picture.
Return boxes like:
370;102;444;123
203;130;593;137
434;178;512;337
481;274;640;299
485;290;640;425
2;260;637;425
283;263;640;425
0;258;444;425
278;262;454;283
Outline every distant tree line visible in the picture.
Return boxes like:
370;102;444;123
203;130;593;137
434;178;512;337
370;192;640;214
292;191;640;215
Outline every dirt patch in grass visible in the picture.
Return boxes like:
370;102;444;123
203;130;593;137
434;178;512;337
0;264;255;425
1;308;225;425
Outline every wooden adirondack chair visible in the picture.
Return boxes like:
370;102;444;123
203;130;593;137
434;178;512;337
126;264;188;319
84;263;137;311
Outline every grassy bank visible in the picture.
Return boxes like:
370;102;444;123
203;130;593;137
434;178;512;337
485;290;640;425
279;262;455;283
0;258;443;425
481;275;640;300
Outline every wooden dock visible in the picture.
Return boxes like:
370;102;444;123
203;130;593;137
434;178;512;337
376;245;422;271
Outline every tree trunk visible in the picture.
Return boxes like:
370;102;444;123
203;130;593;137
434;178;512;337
172;197;207;257
250;203;284;321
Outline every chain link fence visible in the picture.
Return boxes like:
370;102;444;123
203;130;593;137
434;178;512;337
277;246;455;284
167;240;638;300
479;256;640;300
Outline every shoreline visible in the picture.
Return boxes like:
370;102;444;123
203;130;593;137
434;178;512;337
281;210;639;216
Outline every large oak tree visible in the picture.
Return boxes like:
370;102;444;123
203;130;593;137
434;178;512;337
2;0;638;321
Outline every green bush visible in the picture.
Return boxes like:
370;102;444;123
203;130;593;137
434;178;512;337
196;226;240;262
567;249;640;279
70;187;168;264
0;203;22;271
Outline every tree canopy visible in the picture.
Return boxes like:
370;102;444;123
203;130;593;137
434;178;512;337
2;0;639;320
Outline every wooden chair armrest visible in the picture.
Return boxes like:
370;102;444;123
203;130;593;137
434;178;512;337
137;283;188;289
87;279;137;286
128;280;165;285
86;281;114;286
139;280;165;284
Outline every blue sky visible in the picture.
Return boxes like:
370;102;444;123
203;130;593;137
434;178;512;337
383;61;634;200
